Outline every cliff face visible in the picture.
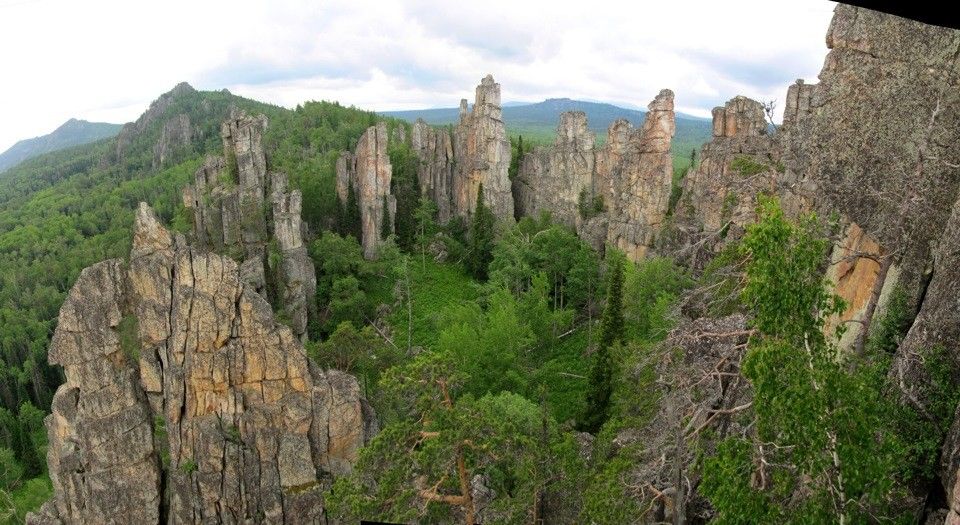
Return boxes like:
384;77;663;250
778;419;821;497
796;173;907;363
336;123;396;259
781;4;960;519
28;204;375;525
514;111;595;228
606;89;676;261
183;110;316;341
412;119;455;223
513;91;675;260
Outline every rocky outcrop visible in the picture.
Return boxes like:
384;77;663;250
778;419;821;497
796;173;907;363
606;89;676;261
512;91;676;260
411;119;455;223
183;110;315;341
336;123;395;259
152;114;194;169
514;111;595;228
772;4;960;519
28;204;375;525
664;95;778;268
453;75;515;221
115;82;197;164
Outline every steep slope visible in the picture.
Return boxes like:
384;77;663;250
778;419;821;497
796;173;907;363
0;119;121;174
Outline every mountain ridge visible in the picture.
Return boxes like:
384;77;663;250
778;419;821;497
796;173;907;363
0;118;122;174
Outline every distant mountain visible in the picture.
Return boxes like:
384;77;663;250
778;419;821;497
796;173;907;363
381;97;713;158
0;118;122;173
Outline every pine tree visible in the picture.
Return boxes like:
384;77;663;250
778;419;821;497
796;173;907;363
579;251;625;433
465;184;495;280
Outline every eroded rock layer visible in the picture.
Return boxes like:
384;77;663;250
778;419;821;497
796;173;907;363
28;204;375;525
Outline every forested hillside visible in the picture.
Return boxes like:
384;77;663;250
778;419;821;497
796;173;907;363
0;120;121;174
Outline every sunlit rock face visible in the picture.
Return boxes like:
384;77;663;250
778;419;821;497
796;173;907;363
28;204;376;525
336;122;396;259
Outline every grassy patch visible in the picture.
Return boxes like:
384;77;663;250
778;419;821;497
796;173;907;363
387;260;479;352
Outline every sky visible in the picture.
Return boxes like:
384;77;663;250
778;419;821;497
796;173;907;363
0;0;837;153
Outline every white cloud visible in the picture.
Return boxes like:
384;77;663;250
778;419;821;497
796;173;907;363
0;0;836;153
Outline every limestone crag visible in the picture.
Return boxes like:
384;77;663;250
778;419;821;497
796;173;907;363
337;123;396;259
411;119;455;222
514;111;595;228
605;89;676;261
183;110;315;340
28;204;375;525
453;75;515;221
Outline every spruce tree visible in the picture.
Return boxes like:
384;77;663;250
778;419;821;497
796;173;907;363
465;184;495;280
579;251;625;433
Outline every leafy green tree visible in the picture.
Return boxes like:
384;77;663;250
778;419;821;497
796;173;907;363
380;195;392;241
307;321;401;399
579;251;625;433
344;183;362;241
701;197;909;523
388;139;420;250
465;184;495;281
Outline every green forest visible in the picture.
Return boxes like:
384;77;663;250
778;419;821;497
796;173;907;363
0;86;952;524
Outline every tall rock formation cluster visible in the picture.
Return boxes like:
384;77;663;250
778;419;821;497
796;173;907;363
28;204;376;525
514;90;677;260
183;110;316;341
337;75;515;259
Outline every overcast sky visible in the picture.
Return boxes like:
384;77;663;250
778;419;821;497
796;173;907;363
0;0;837;153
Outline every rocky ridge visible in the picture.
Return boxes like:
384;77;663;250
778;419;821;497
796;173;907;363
514;90;677;260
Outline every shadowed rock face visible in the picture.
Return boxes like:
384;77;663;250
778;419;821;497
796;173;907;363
412;119;455;223
336;123;396;259
183;110;316;341
28;204;376;525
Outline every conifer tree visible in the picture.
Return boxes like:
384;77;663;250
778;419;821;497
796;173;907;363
345;183;362;242
579;250;625;433
465;184;495;280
